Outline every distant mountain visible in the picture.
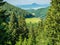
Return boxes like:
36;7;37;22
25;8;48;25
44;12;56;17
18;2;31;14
27;7;49;19
17;3;50;9
1;2;35;18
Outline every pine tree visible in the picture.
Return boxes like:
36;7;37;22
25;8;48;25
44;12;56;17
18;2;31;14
28;24;37;45
27;34;32;45
27;24;33;45
45;0;60;45
35;20;47;45
0;1;8;45
15;36;22;45
17;15;28;39
8;12;18;45
22;38;27;45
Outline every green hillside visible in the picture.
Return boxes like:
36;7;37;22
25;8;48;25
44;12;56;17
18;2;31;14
0;0;60;45
27;7;49;18
1;2;35;18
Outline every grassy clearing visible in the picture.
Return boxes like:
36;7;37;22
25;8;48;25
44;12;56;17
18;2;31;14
25;18;41;24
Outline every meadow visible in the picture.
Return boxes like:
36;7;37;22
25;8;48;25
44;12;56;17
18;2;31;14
25;18;41;24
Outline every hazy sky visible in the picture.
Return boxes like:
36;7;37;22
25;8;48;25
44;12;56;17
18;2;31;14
4;0;51;5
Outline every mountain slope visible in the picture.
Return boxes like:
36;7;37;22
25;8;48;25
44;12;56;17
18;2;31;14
1;2;35;18
27;7;49;18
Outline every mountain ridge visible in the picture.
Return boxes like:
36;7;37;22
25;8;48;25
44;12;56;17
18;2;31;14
1;2;35;18
17;3;50;9
27;7;49;18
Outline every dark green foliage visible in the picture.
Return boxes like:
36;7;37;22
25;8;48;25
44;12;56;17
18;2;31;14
0;2;8;45
8;12;28;45
18;15;28;39
15;20;45;45
0;2;28;45
0;0;3;1
0;0;60;45
44;0;60;45
8;12;18;45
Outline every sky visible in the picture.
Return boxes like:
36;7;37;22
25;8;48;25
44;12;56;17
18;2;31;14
4;0;51;5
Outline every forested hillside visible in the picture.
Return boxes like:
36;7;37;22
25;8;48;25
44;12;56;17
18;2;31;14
0;0;29;45
1;2;34;18
27;7;49;18
0;0;60;45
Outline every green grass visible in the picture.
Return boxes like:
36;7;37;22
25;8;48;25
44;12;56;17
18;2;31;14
25;18;41;24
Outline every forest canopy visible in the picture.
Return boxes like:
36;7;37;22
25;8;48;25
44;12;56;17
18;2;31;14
0;0;60;45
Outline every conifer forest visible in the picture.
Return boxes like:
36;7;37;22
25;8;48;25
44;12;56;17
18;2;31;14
0;0;60;45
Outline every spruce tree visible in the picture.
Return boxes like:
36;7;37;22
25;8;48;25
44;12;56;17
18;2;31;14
45;0;60;45
15;36;22;45
0;1;8;45
35;20;48;45
8;12;18;45
22;38;27;45
27;24;33;45
18;15;28;39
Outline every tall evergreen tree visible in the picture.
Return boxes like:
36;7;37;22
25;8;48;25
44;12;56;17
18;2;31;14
45;0;60;45
15;36;22;45
8;12;18;45
17;15;28;39
0;1;8;45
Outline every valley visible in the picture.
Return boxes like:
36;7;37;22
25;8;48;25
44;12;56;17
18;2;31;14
0;0;59;45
